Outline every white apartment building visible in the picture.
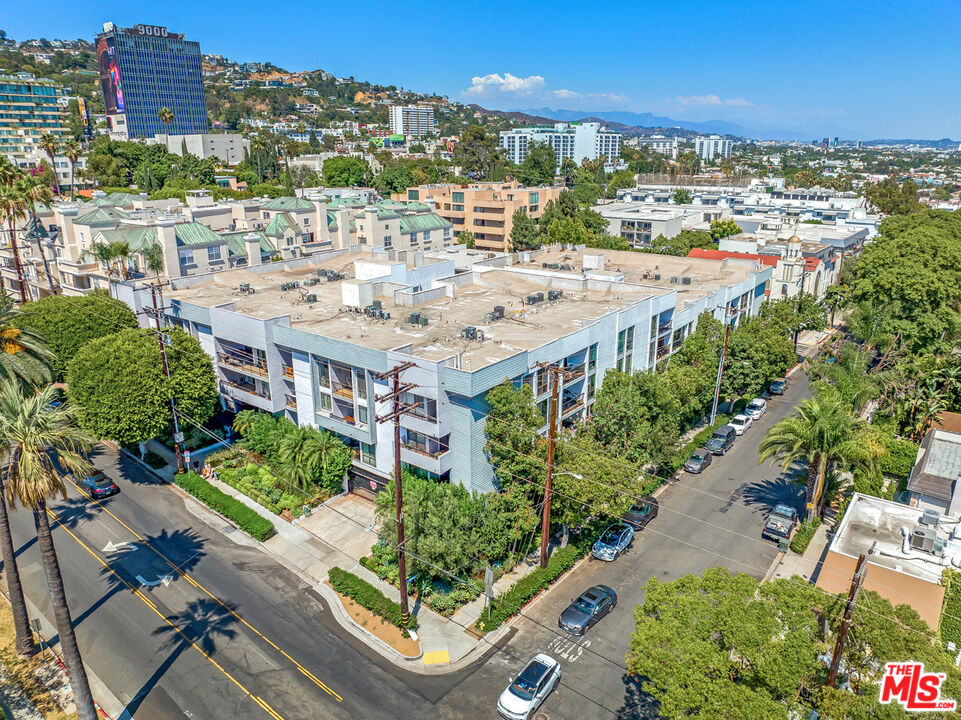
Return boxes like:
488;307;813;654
632;135;679;159
499;122;622;169
695;135;732;162
149;133;250;165
388;105;435;138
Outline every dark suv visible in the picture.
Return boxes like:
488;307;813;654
705;425;736;455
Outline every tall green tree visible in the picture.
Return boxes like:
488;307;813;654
509;210;542;251
67;328;218;444
759;389;885;519
0;384;98;720
513;141;557;186
710;218;742;239
39;134;61;196
453;125;501;179
322;156;369;186
157;106;175;148
671;188;692;204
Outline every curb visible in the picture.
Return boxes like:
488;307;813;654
761;549;787;583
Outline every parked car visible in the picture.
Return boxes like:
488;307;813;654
79;471;119;499
558;585;617;636
622;496;658;529
705;425;737;455
745;398;767;420
729;413;753;435
591;522;634;561
769;378;787;395
762;504;799;542
684;448;713;473
497;654;561;720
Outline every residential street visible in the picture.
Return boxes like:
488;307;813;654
4;373;809;720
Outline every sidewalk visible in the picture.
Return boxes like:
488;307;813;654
767;522;832;583
191;477;513;674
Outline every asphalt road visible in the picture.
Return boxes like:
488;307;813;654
485;372;812;720
4;373;809;720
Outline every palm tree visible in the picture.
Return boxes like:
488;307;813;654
231;409;260;436
38;134;61;197
90;241;114;291
157;107;175;148
0;384;98;720
107;240;131;280
142;242;165;279
811;343;878;415
905;379;948;442
0;307;53;388
278;427;340;491
63;140;81;202
250;134;268;183
759;390;885;521
0;182;29;304
16;174;57;296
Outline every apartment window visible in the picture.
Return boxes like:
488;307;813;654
408;189;419;200
528;205;538;214
452;191;464;203
443;228;450;238
360;442;375;465
358;405;368;425
317;360;330;388
319;393;332;411
452;204;464;212
384;236;392;248
355;373;367;400
303;217;310;226
178;249;194;265
588;343;598;372
529;192;539;204
207;246;222;262
536;370;549;396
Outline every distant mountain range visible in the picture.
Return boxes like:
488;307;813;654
511;107;869;143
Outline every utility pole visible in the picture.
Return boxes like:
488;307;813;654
827;552;868;688
534;362;572;569
710;307;737;426
375;361;418;627
143;282;185;472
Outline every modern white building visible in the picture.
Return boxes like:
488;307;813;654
149;133;249;165
388;105;435;138
695;135;732;162
632;135;679;159
499;122;621;169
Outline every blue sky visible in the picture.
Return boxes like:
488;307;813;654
6;1;961;138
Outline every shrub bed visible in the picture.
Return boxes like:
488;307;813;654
789;518;821;555
175;471;275;542
143;449;168;469
476;525;601;632
215;461;311;517
328;567;418;632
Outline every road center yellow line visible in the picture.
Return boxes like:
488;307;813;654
47;508;288;720
65;475;343;702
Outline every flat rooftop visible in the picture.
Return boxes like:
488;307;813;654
597;202;692;220
829;493;961;585
166;249;662;369
517;247;760;312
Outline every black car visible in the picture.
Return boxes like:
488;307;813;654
623;496;658;529
769;378;787;395
558;585;617;636
684;448;713;473
79;471;119;499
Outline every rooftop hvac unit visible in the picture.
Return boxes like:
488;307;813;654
548;289;563;301
418;316;428;326
317;269;328;277
408;312;421;325
305;293;317;303
371;300;382;310
549;263;560;270
911;526;937;553
303;277;317;286
682;276;692;285
483;312;494;323
534;291;544;303
921;509;941;526
670;277;680;284
559;263;573;271
462;326;477;340
492;305;505;320
525;293;541;305
239;282;250;292
542;263;550;268
383;311;390;320
653;274;661;281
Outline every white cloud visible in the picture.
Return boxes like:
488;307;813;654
551;88;626;104
463;73;545;97
675;94;753;107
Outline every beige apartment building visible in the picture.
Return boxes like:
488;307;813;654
394;181;563;252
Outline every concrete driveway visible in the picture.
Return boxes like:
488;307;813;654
478;373;812;720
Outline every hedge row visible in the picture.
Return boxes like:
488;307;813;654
941;568;961;651
789;518;821;555
476;527;600;632
328;567;418;632
174;471;276;542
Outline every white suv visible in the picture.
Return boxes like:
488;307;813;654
497;654;561;719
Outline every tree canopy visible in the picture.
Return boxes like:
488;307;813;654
322;156;370;187
16;292;138;380
67;328;218;444
513;142;557;186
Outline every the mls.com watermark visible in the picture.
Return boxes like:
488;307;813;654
879;662;957;712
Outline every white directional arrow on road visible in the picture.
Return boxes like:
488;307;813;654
102;540;136;553
136;574;174;588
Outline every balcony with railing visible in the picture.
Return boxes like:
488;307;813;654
221;377;270;400
331;384;354;402
657;320;673;336
563;362;586;383
218;352;268;378
285;393;297;409
561;393;585;416
400;432;452;475
282;365;294;380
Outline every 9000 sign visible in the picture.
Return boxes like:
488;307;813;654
135;24;168;37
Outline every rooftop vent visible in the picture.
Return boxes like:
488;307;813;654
682;276;692;285
305;293;317;303
492;305;505;320
548;289;563;301
921;509;941;526
462;326;477;340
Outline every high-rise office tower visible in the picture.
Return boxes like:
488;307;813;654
95;22;208;140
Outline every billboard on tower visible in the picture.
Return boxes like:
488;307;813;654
96;36;124;114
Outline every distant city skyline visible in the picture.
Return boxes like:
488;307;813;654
5;0;960;139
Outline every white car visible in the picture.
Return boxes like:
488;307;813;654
497;654;561;719
729;413;753;435
745;398;767;420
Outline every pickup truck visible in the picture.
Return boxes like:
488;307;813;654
762;504;798;543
